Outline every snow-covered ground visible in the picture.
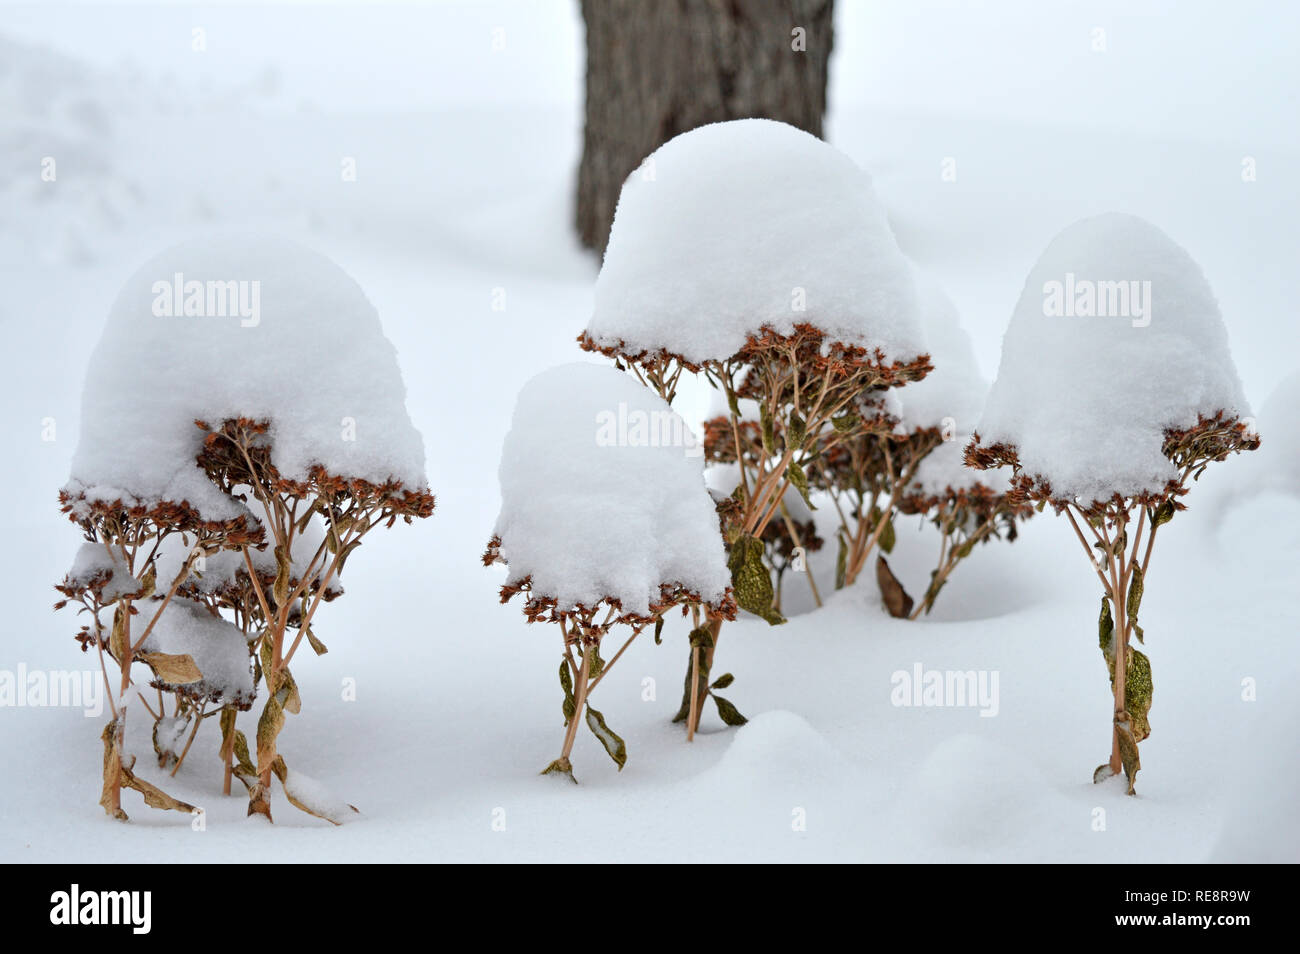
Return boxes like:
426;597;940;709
1;2;1297;862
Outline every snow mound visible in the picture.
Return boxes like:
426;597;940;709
899;267;986;434
899;734;1064;856
1210;669;1300;862
710;710;848;786
586;119;925;365
491;363;729;616
977;213;1250;503
137;597;254;708
64;235;427;521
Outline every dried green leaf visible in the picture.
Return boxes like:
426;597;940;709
138;563;157;600
1115;710;1142;796
1126;565;1144;622
710;672;735;690
559;658;576;726
759;403;776;455
876;555;913;618
1125;647;1153;742
788;412;807;450
1098;596;1114;658
336;538;363;576
278;667;301;715
687;626;714;650
304;625;328;656
585;705;627;770
831;412;858;433
835;533;848;590
138;651;203;685
728;534;784;625
109;606;128;663
232;729;257;777
879;515;896;554
711;694;748;726
787;459;815;510
672;645;710;723
653;617;664;645
256;695;284;776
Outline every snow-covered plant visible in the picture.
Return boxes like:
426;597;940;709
896;442;1035;617
153;516;342;794
579;119;929;735
805;390;937;595
56;236;433;822
194;416;432;820
55;509;259;819
965;213;1260;794
882;272;1036;616
484;364;735;776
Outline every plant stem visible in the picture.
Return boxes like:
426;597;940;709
778;501;822;608
686;645;700;743
559;645;592;762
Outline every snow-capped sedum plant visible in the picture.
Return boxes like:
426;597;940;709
965;213;1259;794
579;119;929;735
56;235;433;822
485;364;735;777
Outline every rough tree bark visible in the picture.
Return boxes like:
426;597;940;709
577;0;834;253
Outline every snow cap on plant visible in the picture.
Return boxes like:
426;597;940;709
967;212;1256;507
486;362;733;620
62;234;431;525
964;212;1259;794
580;118;928;376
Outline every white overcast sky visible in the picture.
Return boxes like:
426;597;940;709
2;1;1296;147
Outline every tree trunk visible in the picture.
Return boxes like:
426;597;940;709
577;0;834;253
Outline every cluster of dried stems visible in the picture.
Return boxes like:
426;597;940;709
895;468;1036;620
965;411;1259;793
483;536;737;778
582;325;931;736
56;417;433;823
700;415;823;615
55;497;260;820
